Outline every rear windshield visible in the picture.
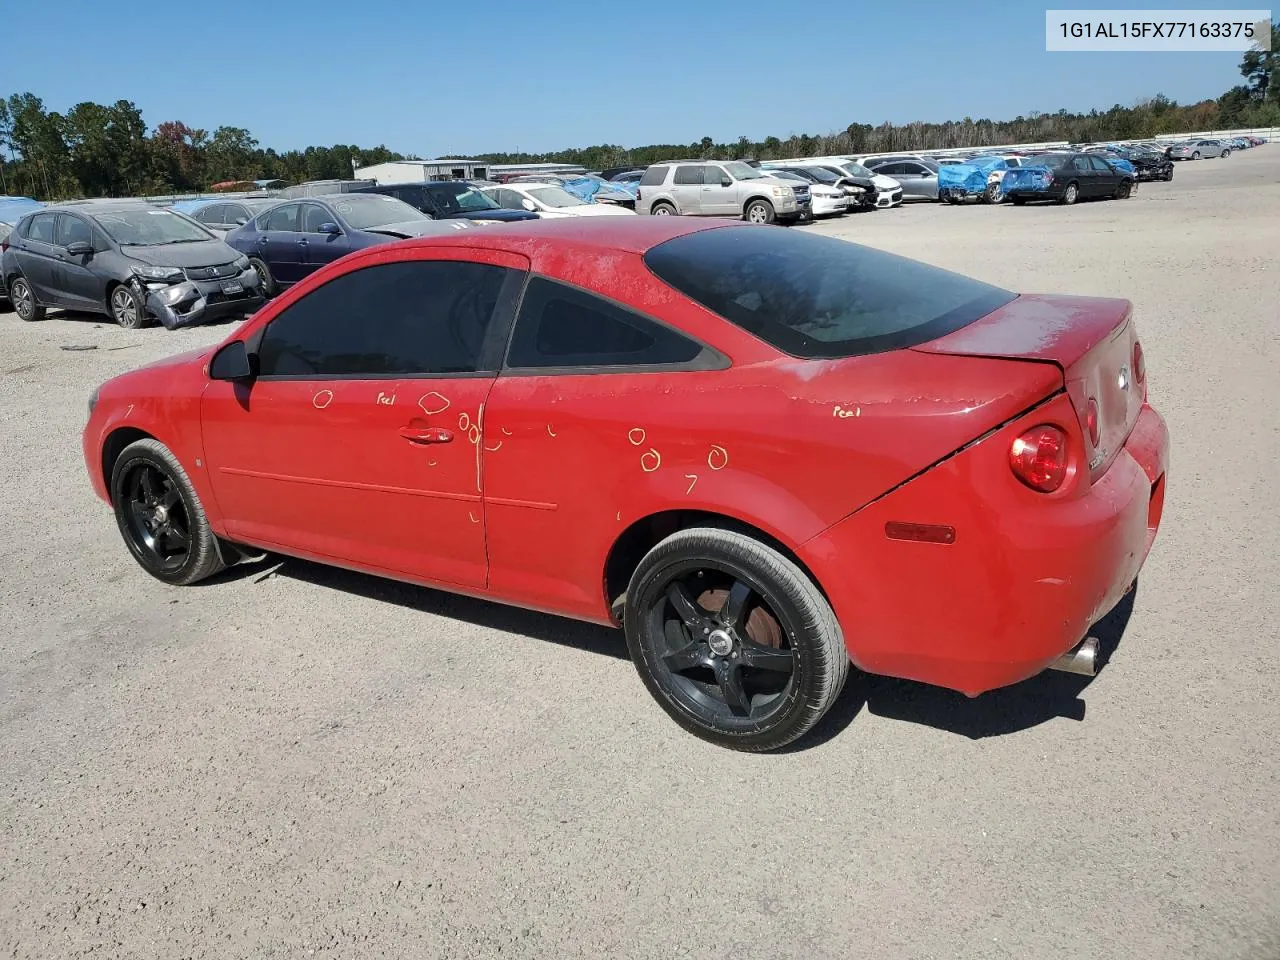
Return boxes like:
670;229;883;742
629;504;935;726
644;227;1015;359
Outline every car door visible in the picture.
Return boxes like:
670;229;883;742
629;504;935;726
297;202;352;277
52;213;101;309
699;164;739;215
250;202;303;285
670;165;704;214
481;275;723;618
201;251;529;588
1088;155;1120;194
1069;156;1097;196
13;213;62;302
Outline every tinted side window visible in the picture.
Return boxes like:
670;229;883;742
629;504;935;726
878;163;907;175
25;213;57;243
265;204;299;231
639;166;667;187
226;204;251;225
257;261;511;378
703;166;728;185
300;203;331;232
673;166;703;185
506;277;703;369
1089;156;1112;172
1071;157;1091;173
54;214;93;247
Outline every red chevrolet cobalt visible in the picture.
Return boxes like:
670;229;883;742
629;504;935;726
83;219;1168;751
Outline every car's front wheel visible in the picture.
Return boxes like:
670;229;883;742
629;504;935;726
1115;180;1133;199
110;438;225;586
624;527;849;752
109;284;150;329
8;277;45;322
744;199;776;224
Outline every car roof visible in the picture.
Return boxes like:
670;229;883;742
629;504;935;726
55;203;164;216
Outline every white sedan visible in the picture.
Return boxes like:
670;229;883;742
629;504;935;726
482;183;636;218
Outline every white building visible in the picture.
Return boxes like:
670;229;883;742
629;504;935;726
354;159;492;184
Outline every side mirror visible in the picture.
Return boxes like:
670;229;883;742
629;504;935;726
209;340;255;382
65;241;93;256
520;198;536;212
319;222;341;236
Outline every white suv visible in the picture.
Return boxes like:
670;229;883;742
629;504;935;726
637;161;810;223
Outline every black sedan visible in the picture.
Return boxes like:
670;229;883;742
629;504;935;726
1;204;262;328
1002;153;1136;206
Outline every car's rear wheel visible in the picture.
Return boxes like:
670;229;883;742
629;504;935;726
111;438;225;586
744;199;776;225
9;277;45;322
1060;182;1079;205
1221;149;1230;158
649;202;676;216
109;284;150;329
248;257;277;297
624;527;849;752
1192;152;1201;160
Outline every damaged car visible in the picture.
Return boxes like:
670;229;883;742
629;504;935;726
0;204;263;329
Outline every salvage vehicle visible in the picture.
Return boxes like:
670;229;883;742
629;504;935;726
482;182;638;218
1169;139;1229;160
82;218;1168;752
354;181;538;223
783;158;903;208
938;156;1011;204
174;198;282;235
765;169;849;216
762;164;875;211
864;158;940;200
1002;153;1136;205
638;161;811;223
224;193;475;296
1091;146;1173;182
2;204;262;329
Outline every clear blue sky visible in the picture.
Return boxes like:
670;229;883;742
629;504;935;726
3;0;1247;156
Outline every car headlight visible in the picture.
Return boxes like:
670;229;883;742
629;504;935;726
234;255;250;270
770;185;793;198
133;264;183;282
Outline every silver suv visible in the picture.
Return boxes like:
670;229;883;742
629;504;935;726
638;160;810;223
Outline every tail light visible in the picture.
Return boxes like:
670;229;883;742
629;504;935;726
1010;424;1069;493
1085;398;1101;447
1132;341;1145;383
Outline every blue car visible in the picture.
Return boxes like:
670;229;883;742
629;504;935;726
223;192;474;296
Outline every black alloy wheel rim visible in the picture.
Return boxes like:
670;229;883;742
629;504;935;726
122;463;192;573
642;562;798;726
252;262;269;290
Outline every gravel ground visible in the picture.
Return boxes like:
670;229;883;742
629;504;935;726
1;149;1277;960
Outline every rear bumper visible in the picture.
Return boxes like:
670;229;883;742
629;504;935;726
800;398;1169;696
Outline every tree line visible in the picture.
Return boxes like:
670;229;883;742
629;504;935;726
1;26;1274;200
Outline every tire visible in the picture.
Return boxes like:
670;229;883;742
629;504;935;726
110;438;225;586
1011;196;1027;206
1059;182;1079;205
649;202;676;217
982;182;1002;204
744;199;776;225
248;257;278;297
1221;150;1230;159
1164;168;1174;182
624;527;849;752
1192;152;1201;160
109;283;150;329
1115;180;1133;199
8;277;45;322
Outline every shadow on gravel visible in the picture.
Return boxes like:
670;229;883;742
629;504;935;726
213;556;1138;749
225;556;629;661
797;585;1139;746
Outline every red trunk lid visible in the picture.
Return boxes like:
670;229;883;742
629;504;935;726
913;294;1145;480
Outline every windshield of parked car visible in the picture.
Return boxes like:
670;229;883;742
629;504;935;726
430;183;501;213
526;186;586;208
645;226;1015;360
330;195;427;229
838;162;876;178
794;167;839;183
723;161;764;180
92;209;213;245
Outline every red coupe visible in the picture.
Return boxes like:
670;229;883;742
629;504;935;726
83;218;1168;751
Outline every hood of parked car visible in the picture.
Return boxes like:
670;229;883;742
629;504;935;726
124;240;240;269
359;219;477;239
871;173;902;190
442;209;538;222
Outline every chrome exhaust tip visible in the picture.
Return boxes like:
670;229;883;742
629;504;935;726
1048;636;1101;677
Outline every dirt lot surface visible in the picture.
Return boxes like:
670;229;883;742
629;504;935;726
2;149;1277;959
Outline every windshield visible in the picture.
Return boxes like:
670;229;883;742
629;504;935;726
431;183;500;213
645;226;1014;360
797;167;839;184
527;186;585;208
92;209;213;245
839;162;875;178
330;195;426;229
723;161;764;180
